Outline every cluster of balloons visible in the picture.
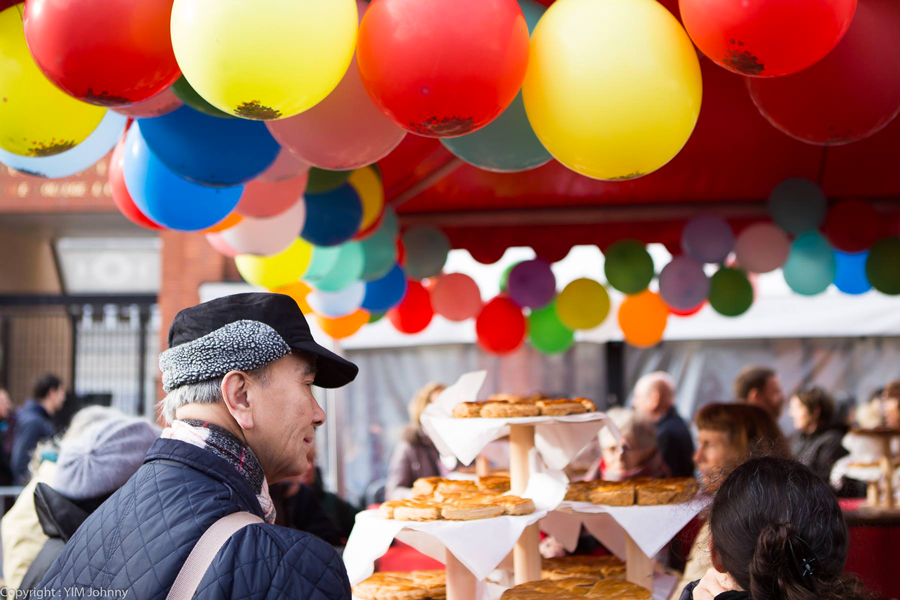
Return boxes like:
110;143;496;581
677;0;900;146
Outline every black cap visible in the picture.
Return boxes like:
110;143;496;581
167;293;358;388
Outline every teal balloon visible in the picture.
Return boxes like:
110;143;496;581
783;232;836;295
380;207;399;239
708;267;753;317
360;225;398;281
833;251;871;295
866;236;900;295
303;246;342;282
440;0;550;172
310;242;364;292
402;226;450;279
306;167;352;194
768;178;826;235
604;240;654;294
528;301;574;355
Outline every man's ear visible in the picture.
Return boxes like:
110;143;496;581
222;371;254;431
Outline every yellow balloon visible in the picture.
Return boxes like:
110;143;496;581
349;166;384;232
0;4;105;156
235;238;313;289
171;0;358;120
556;278;610;330
522;0;702;181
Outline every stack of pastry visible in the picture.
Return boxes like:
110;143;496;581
542;556;626;581
565;478;699;506
353;571;446;600
453;394;597;418
379;475;535;521
501;576;650;599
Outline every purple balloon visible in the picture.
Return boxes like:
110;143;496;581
659;256;710;311
507;259;556;309
682;214;735;264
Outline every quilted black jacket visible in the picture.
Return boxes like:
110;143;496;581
38;438;352;600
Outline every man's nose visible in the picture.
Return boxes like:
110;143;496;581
312;398;326;428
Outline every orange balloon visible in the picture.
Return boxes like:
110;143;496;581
316;309;370;339
618;290;670;347
203;212;243;233
271;281;313;314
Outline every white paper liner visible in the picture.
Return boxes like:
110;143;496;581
343;472;567;584
540;496;711;559
421;370;621;468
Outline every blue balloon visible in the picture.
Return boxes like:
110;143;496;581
122;125;243;231
0;110;126;178
440;0;550;173
138;105;280;186
783;232;836;296
301;184;364;247
833;251;872;295
362;264;408;312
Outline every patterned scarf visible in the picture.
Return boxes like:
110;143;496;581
161;419;276;523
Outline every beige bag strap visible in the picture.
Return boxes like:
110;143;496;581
166;512;264;600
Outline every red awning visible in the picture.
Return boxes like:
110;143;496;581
377;2;900;262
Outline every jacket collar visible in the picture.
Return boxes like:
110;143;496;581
143;438;266;520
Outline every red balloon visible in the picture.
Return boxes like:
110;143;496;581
476;296;527;355
679;0;856;77
822;200;881;253
388;280;434;334
670;301;705;317
747;0;900;145
23;0;181;106
109;136;161;230
357;0;530;138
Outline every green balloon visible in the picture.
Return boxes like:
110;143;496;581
303;246;341;282
360;225;397;281
368;312;385;324
708;267;754;317
866;236;900;295
528;301;575;355
310;242;364;292
500;262;520;293
306;167;352;194
171;76;234;119
604;240;654;294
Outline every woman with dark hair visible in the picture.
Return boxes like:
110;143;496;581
788;387;848;482
680;457;874;600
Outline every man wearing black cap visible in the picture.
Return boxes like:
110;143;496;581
38;293;358;600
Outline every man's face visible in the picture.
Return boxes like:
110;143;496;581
693;429;733;493
884;397;900;429
48;386;66;414
246;353;324;483
750;375;784;420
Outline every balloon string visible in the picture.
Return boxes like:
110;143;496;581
816;147;829;187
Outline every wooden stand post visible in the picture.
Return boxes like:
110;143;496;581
510;424;541;585
476;454;491;477
625;533;654;592
446;549;476;600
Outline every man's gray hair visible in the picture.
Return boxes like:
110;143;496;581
159;365;269;424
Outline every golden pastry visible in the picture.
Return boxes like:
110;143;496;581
452;402;484;418
536;398;587;417
589;482;636;506
392;501;441;521
440;502;505;520
412;476;444;497
480;401;541;418
477;475;511;493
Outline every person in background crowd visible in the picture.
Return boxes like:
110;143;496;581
0;388;16;485
789;387;848;482
680;457;875;600
671;403;788;600
271;441;360;547
19;416;158;592
882;379;900;429
11;374;66;485
632;372;695;477
734;366;785;422
586;407;670;481
2;406;119;593
38;293;358;600
386;381;446;500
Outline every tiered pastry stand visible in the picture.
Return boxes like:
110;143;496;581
852;428;900;510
